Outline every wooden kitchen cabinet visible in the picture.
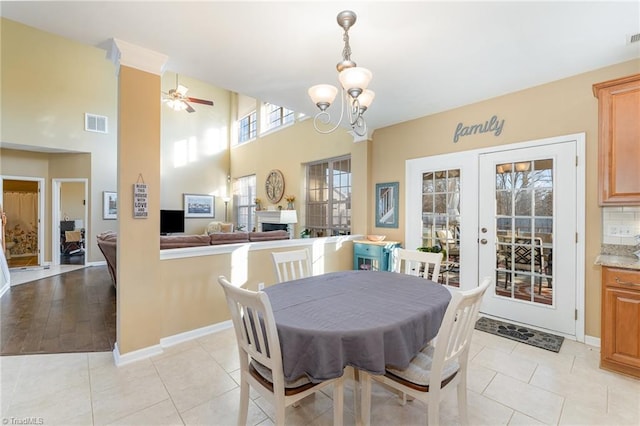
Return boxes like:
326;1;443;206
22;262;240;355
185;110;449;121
593;74;640;205
601;266;640;378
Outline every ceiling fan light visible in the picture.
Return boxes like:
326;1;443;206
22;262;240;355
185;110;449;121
308;84;338;110
338;67;372;95
358;89;375;109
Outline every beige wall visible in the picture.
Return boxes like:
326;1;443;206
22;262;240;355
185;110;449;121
370;59;640;337
1;18;116;262
230;119;372;235
158;241;354;339
60;182;85;222
1;149;90;260
160;72;232;235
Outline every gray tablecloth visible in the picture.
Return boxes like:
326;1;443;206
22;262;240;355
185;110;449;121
264;270;451;382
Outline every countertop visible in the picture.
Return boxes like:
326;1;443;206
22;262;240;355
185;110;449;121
595;254;640;270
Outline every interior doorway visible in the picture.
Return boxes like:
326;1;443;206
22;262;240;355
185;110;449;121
1;177;45;269
52;179;88;266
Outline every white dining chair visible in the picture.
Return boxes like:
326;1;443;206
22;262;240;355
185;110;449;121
393;248;443;282
217;276;344;426
271;249;312;283
360;276;492;426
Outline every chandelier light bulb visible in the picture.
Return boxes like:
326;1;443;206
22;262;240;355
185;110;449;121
358;89;375;110
308;84;338;110
338;67;372;96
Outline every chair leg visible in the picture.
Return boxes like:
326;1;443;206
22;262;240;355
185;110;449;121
274;400;286;426
457;382;469;426
360;371;372;426
427;399;440;426
333;378;344;426
237;379;250;426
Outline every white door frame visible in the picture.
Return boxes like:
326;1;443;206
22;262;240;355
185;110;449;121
52;178;89;266
406;133;585;341
0;175;46;270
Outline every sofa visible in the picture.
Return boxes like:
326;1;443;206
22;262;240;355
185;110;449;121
96;230;289;287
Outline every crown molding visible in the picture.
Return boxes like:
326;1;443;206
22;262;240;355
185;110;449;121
107;38;168;76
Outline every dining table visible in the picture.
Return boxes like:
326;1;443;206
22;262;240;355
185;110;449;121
263;269;452;384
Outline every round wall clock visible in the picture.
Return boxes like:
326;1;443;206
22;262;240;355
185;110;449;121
265;169;285;203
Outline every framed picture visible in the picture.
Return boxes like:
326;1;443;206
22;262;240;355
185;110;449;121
375;182;399;228
103;191;117;220
184;194;215;218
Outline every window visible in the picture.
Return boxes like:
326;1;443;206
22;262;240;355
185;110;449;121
263;103;294;132
306;156;351;237
233;175;256;231
238;111;257;144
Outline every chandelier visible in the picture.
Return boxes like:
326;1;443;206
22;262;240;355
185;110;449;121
308;10;374;137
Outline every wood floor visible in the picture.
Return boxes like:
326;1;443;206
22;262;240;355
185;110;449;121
0;266;116;355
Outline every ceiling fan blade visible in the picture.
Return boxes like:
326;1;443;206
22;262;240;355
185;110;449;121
187;97;214;106
176;84;189;97
183;101;196;113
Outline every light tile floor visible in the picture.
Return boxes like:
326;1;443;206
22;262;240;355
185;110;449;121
1;328;639;425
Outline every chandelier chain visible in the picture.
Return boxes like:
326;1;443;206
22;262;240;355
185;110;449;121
342;30;352;63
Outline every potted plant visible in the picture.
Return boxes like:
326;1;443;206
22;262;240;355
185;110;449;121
300;229;311;238
417;245;447;260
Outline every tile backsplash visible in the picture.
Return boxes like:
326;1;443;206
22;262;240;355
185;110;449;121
602;206;640;245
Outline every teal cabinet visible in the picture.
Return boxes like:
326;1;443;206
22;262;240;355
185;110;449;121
353;240;401;272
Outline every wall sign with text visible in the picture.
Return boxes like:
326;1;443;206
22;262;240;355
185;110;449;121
133;183;148;218
453;115;505;143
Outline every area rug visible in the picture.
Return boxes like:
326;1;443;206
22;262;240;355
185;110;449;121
474;316;564;352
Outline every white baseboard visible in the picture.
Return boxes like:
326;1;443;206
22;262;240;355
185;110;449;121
160;320;233;348
584;335;601;348
0;282;9;298
112;320;233;366
113;342;163;367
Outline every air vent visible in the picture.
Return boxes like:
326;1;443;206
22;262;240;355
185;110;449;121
85;113;108;134
629;33;640;44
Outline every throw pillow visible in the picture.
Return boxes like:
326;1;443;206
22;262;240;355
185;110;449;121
206;221;222;234
220;223;234;233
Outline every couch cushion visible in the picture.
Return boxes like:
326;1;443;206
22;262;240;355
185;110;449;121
249;230;290;242
209;232;249;245
160;234;212;249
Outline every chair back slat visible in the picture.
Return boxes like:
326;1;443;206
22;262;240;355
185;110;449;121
431;277;491;387
272;249;312;283
218;276;283;377
392;248;442;282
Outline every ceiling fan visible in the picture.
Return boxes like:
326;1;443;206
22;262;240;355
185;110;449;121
162;75;214;113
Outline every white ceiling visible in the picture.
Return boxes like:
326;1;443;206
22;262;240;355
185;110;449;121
2;1;639;132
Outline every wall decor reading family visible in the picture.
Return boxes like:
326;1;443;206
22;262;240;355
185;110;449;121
375;182;399;228
184;194;215;218
453;115;505;143
103;191;117;220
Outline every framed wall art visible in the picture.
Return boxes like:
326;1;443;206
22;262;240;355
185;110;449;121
103;191;117;220
375;182;399;228
184;194;215;218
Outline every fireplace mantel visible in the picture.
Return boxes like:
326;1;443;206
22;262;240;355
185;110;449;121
256;210;297;238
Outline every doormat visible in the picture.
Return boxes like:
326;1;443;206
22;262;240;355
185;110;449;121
475;317;564;353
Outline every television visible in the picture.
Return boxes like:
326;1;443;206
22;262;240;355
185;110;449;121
160;210;185;235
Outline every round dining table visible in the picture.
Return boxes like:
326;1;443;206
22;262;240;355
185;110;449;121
263;270;452;383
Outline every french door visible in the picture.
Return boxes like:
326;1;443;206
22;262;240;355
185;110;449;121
478;141;578;336
406;134;584;338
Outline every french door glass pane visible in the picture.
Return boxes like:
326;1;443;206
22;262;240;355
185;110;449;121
421;169;461;287
495;159;554;305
